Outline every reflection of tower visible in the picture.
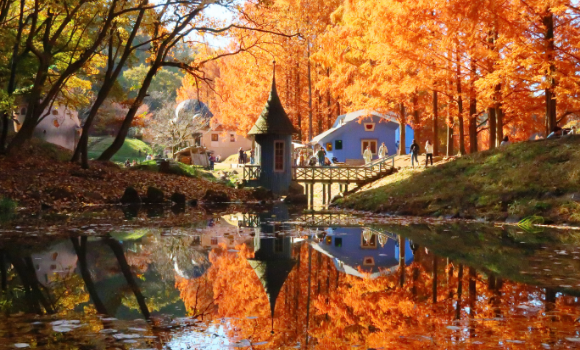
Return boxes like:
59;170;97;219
248;236;296;333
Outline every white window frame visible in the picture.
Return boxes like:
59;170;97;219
363;123;375;131
361;139;378;155
273;140;285;173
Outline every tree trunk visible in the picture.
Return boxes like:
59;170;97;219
71;237;108;314
456;53;465;155
412;95;421;146
307;40;313;141
398;235;405;287
543;11;557;133
98;64;158;161
398;104;407;155
432;255;437;304
455;264;463;320
327;68;332;130
433;90;439;156
488;107;496;149
469;59;478;153
496;102;503;143
106;238;150;319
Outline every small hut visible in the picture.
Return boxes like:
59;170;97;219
248;63;297;195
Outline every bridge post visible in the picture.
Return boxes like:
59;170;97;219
322;184;326;205
345;183;349;193
327;183;332;204
309;183;314;209
305;182;309;199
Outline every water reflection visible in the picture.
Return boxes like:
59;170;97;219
0;220;580;348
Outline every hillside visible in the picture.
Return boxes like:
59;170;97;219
87;136;153;162
337;136;580;224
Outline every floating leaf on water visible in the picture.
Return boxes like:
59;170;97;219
566;338;580;342
506;340;525;344
246;316;258;319
113;333;141;340
98;329;118;333
128;327;147;332
123;339;138;343
446;326;461;330
101;317;117;321
252;341;268;345
13;344;30;348
52;326;73;332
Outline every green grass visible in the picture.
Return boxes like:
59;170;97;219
87;136;153;163
131;160;218;181
339;136;580;224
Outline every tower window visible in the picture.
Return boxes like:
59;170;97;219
274;141;284;172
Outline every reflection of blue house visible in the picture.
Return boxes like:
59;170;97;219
311;227;414;278
310;110;414;165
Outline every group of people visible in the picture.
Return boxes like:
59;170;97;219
409;139;434;168
124;159;139;167
238;147;255;165
363;142;389;164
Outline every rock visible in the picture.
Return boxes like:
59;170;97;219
202;189;230;203
284;193;307;205
252;187;274;201
288;181;304;195
122;204;140;219
188;199;198;207
145;186;164;204
147;205;164;218
570;193;580;202
159;160;171;173
120;187;141;204
171;204;185;215
170;192;186;205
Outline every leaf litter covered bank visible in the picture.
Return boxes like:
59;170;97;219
337;136;580;225
0;139;250;210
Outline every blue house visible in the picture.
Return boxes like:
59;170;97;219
310;110;414;165
311;227;415;279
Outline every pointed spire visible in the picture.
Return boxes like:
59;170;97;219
248;61;297;136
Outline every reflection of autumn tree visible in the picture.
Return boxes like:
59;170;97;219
176;243;340;348
311;249;580;349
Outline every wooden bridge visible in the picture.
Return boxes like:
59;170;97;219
242;155;396;207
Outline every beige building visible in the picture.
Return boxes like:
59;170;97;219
199;125;253;161
13;104;81;150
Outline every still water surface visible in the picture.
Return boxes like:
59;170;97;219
1;206;580;349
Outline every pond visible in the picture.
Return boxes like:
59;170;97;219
1;204;580;349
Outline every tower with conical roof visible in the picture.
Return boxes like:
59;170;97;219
248;236;296;334
248;62;297;195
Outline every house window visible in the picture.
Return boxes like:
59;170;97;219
363;257;375;266
364;123;375;131
326;142;332;151
211;134;219;142
361;139;377;155
210;237;218;245
274;140;284;172
335;140;343;150
334;237;342;247
230;134;235;142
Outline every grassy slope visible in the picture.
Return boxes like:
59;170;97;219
339;136;580;224
132;160;219;182
87;136;153;162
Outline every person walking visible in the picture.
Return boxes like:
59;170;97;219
410;139;419;168
378;142;388;159
425;140;433;167
209;154;215;170
363;145;373;165
238;147;244;164
500;135;510;146
317;147;326;166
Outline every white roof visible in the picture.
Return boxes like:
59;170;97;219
310;109;399;144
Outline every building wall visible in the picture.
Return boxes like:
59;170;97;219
13;105;81;150
321;227;414;272
200;130;253;160
256;134;292;195
315;115;413;164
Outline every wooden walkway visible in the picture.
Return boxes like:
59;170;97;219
242;155;395;184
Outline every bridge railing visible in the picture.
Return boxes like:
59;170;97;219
292;154;396;182
241;155;395;183
242;165;261;181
